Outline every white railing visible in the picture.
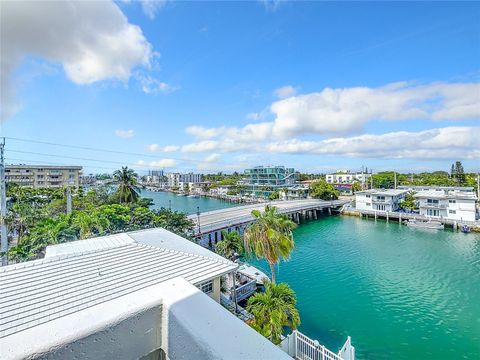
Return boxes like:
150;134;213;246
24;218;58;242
280;330;354;360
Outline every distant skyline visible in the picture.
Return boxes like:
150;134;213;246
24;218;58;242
1;1;479;174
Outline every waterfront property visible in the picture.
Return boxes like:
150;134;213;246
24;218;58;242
355;189;408;212
167;172;203;188
0;226;354;360
5;165;82;188
0;228;287;359
242;165;296;196
414;188;478;222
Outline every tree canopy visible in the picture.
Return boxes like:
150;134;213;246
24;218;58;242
309;180;339;200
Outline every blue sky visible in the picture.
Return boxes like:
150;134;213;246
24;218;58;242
1;1;479;174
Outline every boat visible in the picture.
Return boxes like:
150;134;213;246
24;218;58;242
461;225;471;233
237;263;269;285
406;219;444;230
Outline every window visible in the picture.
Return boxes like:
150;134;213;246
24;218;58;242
366;203;371;206
448;199;456;204
198;280;213;294
366;195;371;198
449;210;456;214
427;199;439;204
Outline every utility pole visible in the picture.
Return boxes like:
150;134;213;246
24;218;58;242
370;170;373;189
394;172;397;189
66;187;72;215
1;138;7;266
477;173;479;199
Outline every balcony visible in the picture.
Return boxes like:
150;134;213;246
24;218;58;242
420;203;447;209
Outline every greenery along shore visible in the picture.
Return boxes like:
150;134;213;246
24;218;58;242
5;167;194;262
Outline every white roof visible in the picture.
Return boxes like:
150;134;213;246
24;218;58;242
0;228;237;339
357;189;408;196
414;189;478;200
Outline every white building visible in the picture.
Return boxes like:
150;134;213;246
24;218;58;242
326;172;370;184
167;172;203;188
414;189;477;222
0;228;294;360
355;189;408;212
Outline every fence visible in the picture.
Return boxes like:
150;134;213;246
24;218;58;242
280;330;355;360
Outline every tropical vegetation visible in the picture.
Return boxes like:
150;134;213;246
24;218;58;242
215;230;243;260
246;281;300;344
112;166;141;203
4;168;194;262
244;206;296;283
309;179;340;200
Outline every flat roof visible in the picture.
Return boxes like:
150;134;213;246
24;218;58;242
398;185;474;192
0;229;237;339
6;165;82;169
414;190;478;200
356;189;408;196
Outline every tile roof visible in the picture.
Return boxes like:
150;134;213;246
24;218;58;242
0;229;237;338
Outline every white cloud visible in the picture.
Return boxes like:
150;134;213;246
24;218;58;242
204;153;220;163
246;112;261;121
259;0;286;12
185;123;274;142
270;82;480;138
146;144;180;152
273;85;298;99
265;126;480;160
1;0;153;121
136;158;176;168
115;129;135;138
136;73;176;94
139;0;168;20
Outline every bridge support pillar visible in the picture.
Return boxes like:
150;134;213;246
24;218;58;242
328;207;332;215
386;211;389;222
313;210;318;219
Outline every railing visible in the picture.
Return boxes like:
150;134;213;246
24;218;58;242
280;330;354;360
235;279;257;302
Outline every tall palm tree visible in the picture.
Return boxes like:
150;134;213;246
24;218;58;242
244;206;296;283
246;281;300;344
215;230;243;260
112;166;141;203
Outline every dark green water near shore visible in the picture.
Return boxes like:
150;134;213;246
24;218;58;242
145;191;480;359
250;216;480;359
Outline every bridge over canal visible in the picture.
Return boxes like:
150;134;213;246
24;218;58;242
188;199;347;247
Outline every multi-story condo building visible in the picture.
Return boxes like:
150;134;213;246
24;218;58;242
355;189;408;212
5;165;82;188
243;166;296;195
167;172;203;188
414;188;477;222
326;172;371;184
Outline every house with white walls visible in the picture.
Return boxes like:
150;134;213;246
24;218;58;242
355;189;408;212
414;189;477;222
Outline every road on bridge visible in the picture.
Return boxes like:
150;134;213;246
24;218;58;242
188;199;347;235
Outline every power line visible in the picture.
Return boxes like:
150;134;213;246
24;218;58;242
5;136;205;164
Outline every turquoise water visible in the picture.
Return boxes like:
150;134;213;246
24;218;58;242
141;189;237;214
249;216;480;360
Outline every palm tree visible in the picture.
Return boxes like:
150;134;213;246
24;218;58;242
246;281;300;344
215;230;243;260
244;206;296;283
112;166;141;203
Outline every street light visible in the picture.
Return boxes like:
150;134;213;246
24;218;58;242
196;206;201;235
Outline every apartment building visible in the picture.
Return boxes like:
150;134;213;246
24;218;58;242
167;172;203;188
243;166;296;196
5;165;82;188
326;172;371;184
414;189;477;222
355;189;408;212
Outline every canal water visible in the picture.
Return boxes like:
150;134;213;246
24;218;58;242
141;189;237;214
143;192;480;359
250;216;480;360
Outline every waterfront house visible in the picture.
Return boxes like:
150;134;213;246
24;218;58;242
0;228;292;360
414;189;477;222
355;189;408;212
